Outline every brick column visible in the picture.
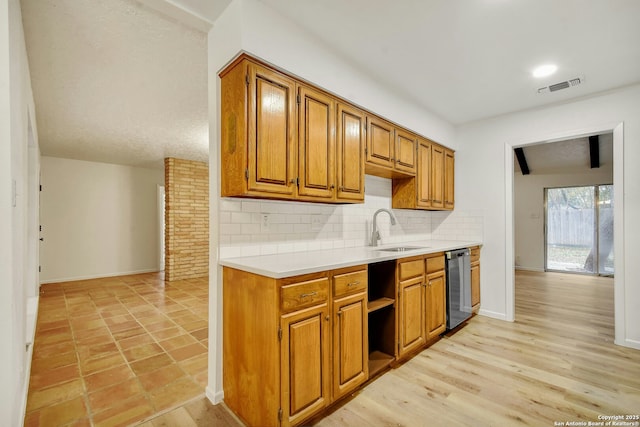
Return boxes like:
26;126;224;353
164;158;209;281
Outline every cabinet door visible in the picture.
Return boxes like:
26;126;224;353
430;144;445;209
281;304;330;427
298;86;335;200
247;63;297;197
395;129;417;174
444;149;455;210
426;270;446;340
336;104;365;202
398;277;425;357
416;139;432;208
366;116;394;169
333;292;368;400
471;262;480;312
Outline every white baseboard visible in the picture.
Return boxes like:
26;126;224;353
205;385;224;404
39;268;159;284
616;338;640;351
478;308;509;321
515;266;545;272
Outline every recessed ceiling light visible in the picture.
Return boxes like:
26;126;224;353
532;64;558;78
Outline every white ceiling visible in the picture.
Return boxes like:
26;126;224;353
260;0;640;125
20;0;640;168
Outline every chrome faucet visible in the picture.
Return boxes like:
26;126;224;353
370;208;397;246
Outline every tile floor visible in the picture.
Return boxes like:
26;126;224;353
25;272;209;427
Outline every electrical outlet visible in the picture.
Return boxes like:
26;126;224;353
261;213;269;231
311;214;323;232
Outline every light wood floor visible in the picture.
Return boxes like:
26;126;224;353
142;270;640;426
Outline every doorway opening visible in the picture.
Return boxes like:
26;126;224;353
505;122;624;345
545;184;614;276
158;184;165;271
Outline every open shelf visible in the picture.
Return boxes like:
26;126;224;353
368;297;394;313
368;350;394;377
367;260;397;377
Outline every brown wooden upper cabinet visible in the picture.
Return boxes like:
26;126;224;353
365;115;417;178
395;128;418;175
336;103;366;202
444;148;455;210
391;138;454;211
221;59;297;199
220;54;448;207
298;85;335;201
221;55;364;203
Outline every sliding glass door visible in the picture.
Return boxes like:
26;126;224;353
597;185;614;275
545;185;613;275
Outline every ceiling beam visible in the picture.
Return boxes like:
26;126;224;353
589;135;600;168
514;147;530;175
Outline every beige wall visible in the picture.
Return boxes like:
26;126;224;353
40;156;164;283
165;157;209;281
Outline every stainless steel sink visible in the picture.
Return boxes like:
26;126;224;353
376;246;428;252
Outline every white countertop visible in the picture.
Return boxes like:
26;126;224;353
219;239;482;278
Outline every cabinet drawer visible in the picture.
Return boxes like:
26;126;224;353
398;258;424;281
426;254;445;274
281;278;329;312
333;270;367;297
471;247;480;263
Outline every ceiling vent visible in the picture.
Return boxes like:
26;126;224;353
537;76;584;94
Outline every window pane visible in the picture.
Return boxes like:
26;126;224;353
546;186;595;273
598;185;614;275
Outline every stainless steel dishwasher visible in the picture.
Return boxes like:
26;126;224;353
445;248;472;330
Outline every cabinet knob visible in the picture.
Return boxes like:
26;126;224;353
325;315;330;321
330;184;335;190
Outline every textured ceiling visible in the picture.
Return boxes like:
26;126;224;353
514;134;614;175
22;0;208;168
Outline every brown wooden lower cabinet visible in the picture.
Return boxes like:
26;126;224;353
280;303;331;426
223;265;368;427
425;254;447;340
471;246;481;313
223;251;463;426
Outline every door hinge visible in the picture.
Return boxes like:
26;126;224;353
278;408;283;422
364;147;368;155
38;266;41;273
39;225;42;232
244;169;249;180
278;327;282;341
39;185;42;191
296;94;301;104
245;74;249;85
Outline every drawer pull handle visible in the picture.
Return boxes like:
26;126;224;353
299;291;317;299
347;281;360;287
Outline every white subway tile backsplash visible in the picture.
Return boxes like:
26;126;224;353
231;212;252;224
219;176;484;258
241;201;262;212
